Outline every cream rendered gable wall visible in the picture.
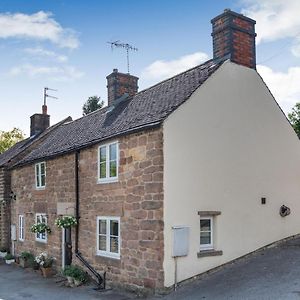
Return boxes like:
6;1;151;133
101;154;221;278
163;60;300;287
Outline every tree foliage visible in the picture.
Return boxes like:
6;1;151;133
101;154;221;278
0;127;25;154
288;102;300;138
82;96;104;116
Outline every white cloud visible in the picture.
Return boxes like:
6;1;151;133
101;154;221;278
141;52;209;82
9;64;84;81
0;11;79;49
257;64;300;114
24;47;68;62
242;0;300;56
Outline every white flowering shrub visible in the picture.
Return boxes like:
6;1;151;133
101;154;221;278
34;252;55;268
55;216;77;229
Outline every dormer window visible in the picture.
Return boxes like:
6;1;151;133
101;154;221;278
35;162;46;189
98;142;118;183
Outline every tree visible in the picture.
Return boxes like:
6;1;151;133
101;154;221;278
82;96;104;116
0;128;25;154
288;102;300;138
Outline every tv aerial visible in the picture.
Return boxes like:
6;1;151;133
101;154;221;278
43;87;58;106
108;40;138;74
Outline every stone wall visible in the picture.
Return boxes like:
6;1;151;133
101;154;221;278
11;127;164;291
0;167;11;249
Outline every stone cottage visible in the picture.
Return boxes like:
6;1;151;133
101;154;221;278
3;9;300;292
0;107;71;249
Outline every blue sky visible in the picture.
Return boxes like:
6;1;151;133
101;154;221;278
0;0;299;136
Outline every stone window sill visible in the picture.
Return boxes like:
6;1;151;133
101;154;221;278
197;249;223;258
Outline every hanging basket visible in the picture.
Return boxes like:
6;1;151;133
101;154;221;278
55;216;77;229
30;223;51;234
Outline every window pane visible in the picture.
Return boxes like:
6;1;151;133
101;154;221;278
109;144;117;160
36;164;40;187
41;174;45;187
200;219;211;231
109;160;117;177
40;163;45;176
99;220;106;234
100;147;106;163
99;235;106;251
110;236;119;253
110;220;119;236
100;162;106;178
200;232;211;245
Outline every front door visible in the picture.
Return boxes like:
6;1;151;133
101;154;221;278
62;227;72;268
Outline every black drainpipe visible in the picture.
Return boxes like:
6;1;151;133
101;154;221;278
74;150;106;289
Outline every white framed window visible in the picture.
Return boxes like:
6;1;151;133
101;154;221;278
200;217;213;250
96;216;120;259
98;142;119;183
19;215;25;241
35;162;46;189
36;213;47;243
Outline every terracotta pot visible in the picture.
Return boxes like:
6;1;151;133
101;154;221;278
40;267;52;278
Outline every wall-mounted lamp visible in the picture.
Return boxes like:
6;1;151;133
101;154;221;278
10;191;16;201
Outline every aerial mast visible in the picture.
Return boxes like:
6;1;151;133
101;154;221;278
108;40;138;74
43;87;58;114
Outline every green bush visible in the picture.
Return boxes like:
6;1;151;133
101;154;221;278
0;247;7;252
4;253;14;260
20;251;34;260
63;265;87;282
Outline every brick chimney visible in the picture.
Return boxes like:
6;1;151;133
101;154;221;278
30;105;50;136
211;9;256;69
106;69;139;106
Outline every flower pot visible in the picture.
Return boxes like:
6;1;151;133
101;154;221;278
66;276;74;284
19;258;29;268
5;259;15;265
40;267;52;278
0;251;7;258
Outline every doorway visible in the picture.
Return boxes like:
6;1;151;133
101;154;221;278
62;227;72;268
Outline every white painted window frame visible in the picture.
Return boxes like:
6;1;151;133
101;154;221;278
18;214;25;241
97;141;119;184
35;162;46;189
35;213;47;243
200;216;213;250
96;216;120;259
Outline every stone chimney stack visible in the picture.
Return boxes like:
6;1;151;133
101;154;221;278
106;69;139;106
211;9;256;69
30;105;50;136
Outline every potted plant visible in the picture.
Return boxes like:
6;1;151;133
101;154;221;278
55;216;77;229
28;256;39;270
62;265;87;286
19;251;34;268
0;247;7;258
35;252;55;277
4;253;15;264
30;223;51;234
62;265;75;284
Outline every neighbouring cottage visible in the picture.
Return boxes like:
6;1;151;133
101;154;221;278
2;9;300;292
0;107;71;249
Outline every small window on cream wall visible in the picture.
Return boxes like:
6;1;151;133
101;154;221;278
200;217;213;250
98;141;119;183
198;211;222;255
35;162;46;189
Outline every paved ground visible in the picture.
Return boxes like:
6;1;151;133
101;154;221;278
153;237;300;300
0;262;136;300
2;238;300;299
